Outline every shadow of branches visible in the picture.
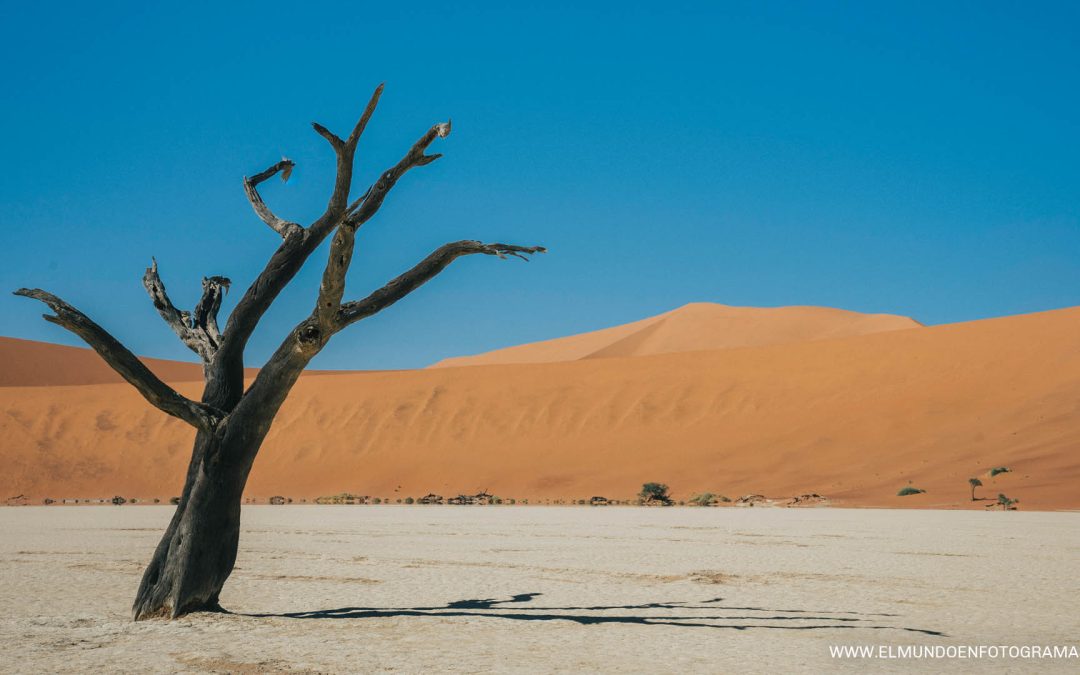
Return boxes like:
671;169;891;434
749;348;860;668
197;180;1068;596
243;593;944;636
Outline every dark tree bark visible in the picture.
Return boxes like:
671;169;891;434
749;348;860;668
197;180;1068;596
15;85;544;620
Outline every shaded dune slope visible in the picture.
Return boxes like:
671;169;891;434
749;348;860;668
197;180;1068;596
0;336;208;386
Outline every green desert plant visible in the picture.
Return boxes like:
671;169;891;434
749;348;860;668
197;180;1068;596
897;486;926;497
996;493;1019;510
968;477;983;501
689;492;718;507
639;482;672;505
404;497;414;505
989;466;1011;478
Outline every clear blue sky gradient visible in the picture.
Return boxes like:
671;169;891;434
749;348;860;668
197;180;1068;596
2;1;1077;369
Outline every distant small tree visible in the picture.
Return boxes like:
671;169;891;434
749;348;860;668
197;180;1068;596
989;467;1011;478
968;477;983;501
169;496;181;505
996;493;1019;510
897;486;925;497
404;497;414;505
639;482;672;505
372;497;382;504
112;496;127;506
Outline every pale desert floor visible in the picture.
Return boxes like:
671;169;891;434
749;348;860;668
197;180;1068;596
1;507;1078;673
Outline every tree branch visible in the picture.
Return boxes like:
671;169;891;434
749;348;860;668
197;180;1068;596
193;275;231;349
337;241;545;328
142;258;208;359
344;120;451;230
221;86;450;363
12;288;222;431
142;260;229;363
315;225;356;327
312;83;384;222
233;240;544;434
243;159;301;238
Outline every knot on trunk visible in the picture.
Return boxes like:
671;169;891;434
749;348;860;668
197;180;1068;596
298;323;322;345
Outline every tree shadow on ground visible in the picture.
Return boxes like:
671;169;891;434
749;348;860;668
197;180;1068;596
244;593;944;636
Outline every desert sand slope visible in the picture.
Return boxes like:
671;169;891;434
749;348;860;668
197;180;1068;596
1;307;1077;509
0;336;208;386
431;302;922;367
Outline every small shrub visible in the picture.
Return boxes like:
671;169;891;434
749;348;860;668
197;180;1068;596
169;496;181;505
897;486;926;497
689;492;719;506
996;493;1019;510
404;497;414;504
989;467;1011;478
372;497;382;504
112;495;127;505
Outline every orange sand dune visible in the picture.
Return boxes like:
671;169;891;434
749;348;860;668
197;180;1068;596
0;336;209;386
431;302;922;367
2;306;1078;510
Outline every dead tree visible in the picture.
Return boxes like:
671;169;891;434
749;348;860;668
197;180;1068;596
15;85;544;620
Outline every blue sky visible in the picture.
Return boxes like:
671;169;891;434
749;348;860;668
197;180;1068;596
1;1;1077;369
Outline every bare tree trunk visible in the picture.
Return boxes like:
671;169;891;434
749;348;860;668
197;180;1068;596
132;431;241;618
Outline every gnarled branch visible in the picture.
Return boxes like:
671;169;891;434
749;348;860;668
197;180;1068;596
143;258;205;358
337;241;545;328
193;275;231;349
142;260;229;362
345;120;451;229
221;86;448;362
312;83;384;223
12;288;222;431
243;159;301;238
234;240;544;429
315;225;356;327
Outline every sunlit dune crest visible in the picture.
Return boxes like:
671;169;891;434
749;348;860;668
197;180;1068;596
430;302;923;367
